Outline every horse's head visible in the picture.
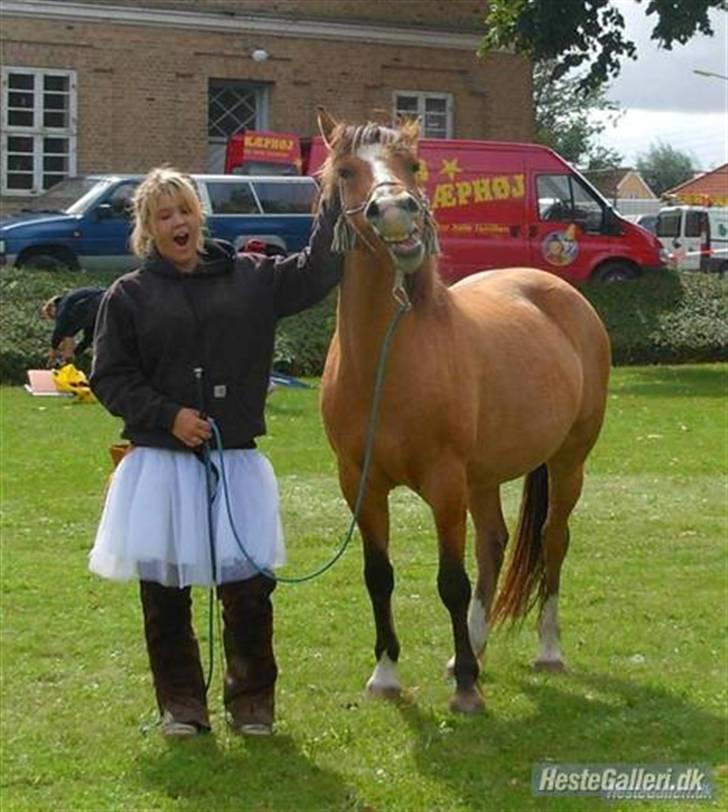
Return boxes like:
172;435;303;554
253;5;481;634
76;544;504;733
317;108;439;276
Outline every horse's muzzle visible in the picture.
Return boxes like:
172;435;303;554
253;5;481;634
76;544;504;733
364;187;425;273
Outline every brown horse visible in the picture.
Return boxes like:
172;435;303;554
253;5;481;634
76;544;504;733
317;109;611;713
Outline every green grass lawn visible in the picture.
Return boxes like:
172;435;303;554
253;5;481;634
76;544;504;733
1;365;726;811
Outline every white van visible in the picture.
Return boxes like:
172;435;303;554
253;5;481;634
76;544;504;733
655;205;728;274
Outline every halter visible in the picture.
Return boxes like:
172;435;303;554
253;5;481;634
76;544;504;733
333;176;439;276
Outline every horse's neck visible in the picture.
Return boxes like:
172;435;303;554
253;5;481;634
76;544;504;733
335;250;446;373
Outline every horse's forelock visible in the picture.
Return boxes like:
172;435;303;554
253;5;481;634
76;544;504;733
332;122;403;156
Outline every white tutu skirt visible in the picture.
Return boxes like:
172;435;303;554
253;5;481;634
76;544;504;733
89;447;285;587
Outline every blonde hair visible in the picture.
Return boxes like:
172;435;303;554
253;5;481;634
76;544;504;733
130;166;205;257
40;294;62;320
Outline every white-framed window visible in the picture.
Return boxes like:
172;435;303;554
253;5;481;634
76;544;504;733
393;91;453;138
1;67;77;196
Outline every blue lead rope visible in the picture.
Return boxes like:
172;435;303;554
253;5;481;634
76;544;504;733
203;299;410;585
192;296;410;699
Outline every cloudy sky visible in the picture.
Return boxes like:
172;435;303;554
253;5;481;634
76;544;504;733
592;2;727;170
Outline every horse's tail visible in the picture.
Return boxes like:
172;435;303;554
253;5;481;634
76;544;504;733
491;464;549;625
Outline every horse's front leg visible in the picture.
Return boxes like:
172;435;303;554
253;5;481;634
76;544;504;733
446;484;508;677
425;468;484;714
339;463;400;698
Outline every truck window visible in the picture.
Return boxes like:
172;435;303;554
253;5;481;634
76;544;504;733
656;210;681;238
105;182;137;217
252;181;316;214
207;182;259;214
537;174;605;232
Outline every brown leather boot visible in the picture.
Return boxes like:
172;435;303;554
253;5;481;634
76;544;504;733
218;575;277;734
139;581;210;732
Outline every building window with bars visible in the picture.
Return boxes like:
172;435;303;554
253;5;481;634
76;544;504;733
207;79;268;172
393;91;453;139
1;67;77;195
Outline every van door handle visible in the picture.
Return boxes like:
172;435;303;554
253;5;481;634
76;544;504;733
673;238;681;248
528;225;538;238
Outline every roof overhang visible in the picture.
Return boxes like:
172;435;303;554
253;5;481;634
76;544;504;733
0;1;485;51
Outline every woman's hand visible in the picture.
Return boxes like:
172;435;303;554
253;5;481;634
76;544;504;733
172;407;212;448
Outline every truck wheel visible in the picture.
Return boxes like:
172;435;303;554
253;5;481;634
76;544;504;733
593;261;637;283
18;250;78;271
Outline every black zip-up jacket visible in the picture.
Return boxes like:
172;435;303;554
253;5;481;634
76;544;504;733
52;286;105;354
90;200;342;450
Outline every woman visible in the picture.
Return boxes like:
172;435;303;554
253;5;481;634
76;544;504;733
89;167;342;737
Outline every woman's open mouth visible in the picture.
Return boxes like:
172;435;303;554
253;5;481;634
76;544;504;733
173;233;190;247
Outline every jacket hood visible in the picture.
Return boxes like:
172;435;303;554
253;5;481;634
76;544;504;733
141;238;236;278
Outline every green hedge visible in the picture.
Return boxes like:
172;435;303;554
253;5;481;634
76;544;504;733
583;269;728;365
0;266;336;383
1;265;725;384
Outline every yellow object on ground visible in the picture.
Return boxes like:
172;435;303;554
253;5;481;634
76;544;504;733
52;363;96;403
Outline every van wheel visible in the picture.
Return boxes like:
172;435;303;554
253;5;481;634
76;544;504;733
18;250;78;271
593;261;637;283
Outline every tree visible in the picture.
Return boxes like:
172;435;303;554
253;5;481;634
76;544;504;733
636;142;697;195
481;1;725;93
533;60;623;168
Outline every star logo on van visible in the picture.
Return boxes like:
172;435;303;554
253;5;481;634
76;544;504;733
440;158;462;181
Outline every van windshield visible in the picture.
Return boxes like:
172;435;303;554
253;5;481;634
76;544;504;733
21;177;106;215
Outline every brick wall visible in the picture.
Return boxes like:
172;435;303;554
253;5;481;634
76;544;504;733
1;1;532;212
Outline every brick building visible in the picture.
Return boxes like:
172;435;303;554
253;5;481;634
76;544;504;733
1;0;534;210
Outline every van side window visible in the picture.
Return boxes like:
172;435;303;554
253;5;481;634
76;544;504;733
538;175;572;220
207;182;259;214
656;210;681;238
571;177;606;232
252;181;316;214
537;174;605;232
685;210;706;238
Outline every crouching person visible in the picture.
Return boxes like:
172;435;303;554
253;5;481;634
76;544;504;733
89;167;342;737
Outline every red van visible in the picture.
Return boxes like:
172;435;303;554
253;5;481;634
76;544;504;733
227;132;666;284
224;130;302;175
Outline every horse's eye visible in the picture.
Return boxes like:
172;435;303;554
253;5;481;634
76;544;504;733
410;161;420;173
338;166;354;180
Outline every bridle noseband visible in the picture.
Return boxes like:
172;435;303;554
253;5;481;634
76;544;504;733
337;178;431;256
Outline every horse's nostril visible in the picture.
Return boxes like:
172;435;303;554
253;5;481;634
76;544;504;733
365;199;380;220
404;195;421;214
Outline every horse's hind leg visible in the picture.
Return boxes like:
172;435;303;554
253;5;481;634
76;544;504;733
446;485;507;675
535;462;584;672
340;465;401;698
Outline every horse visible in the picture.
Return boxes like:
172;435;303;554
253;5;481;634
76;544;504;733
317;109;611;714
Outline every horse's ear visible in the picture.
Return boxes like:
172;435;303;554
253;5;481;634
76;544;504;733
317;107;338;149
399;117;420;146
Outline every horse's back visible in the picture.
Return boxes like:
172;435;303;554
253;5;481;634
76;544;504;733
449;267;610;474
451;267;610;368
